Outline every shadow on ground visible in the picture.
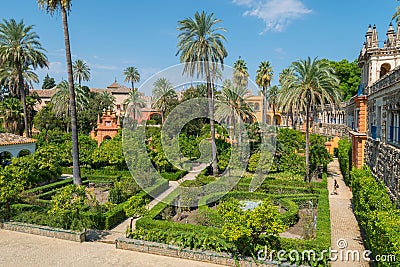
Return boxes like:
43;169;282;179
85;230;111;242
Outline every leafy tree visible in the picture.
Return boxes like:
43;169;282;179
177;11;228;176
72;59;90;87
123;66;140;91
33;103;64;133
256;61;273;124
91;132;127;169
279;57;341;182
77;91;115;134
217;198;286;257
48;184;98;230
0;167;26;214
38;0;82;185
328;59;360;100
8;145;62;186
42;74;56;89
0;19;48;137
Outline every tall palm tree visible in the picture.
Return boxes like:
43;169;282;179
233;57;249;89
176;11;228;175
152;77;177;124
267;85;280;125
38;0;82;185
73;59;90;87
123;66;140;91
124;90;145;122
51;81;88;119
279;67;295;128
0;65;40;98
280;57;341;182
0;19;48;137
256;61;273;124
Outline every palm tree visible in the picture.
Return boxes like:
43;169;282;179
267;85;280;125
216;79;254;143
152;78;177;124
233;57;249;89
256;61;273;124
73;59;90;87
123;66;140;91
279;67;295;128
0;97;23;134
124;90;145;122
51;81;88;119
99;91;115;109
393;3;400;22
0;19;48;137
38;0;82;185
176;11;228;176
280;57;341;182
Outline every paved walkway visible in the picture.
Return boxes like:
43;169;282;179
100;164;206;243
0;230;221;267
327;159;369;267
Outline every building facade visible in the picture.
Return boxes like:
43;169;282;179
359;23;400;204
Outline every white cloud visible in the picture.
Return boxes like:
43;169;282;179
233;0;312;33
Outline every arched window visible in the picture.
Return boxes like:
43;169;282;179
380;63;391;78
18;149;31;157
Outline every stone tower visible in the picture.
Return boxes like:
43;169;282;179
358;22;400;91
90;107;121;146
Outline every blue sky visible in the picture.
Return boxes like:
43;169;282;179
1;0;398;95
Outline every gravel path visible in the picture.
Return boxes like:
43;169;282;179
0;230;222;267
328;159;369;267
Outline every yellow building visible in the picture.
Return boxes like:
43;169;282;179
246;93;282;125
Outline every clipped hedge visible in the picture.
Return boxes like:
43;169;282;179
25;178;74;195
160;170;188;181
351;167;399;265
104;203;126;230
338;139;352;185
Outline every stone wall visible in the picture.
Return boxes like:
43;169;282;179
116;237;282;267
2;222;86;242
365;138;400;206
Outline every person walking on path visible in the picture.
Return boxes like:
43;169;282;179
333;179;339;195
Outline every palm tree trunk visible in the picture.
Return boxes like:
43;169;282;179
62;8;81;185
262;87;267;124
206;67;218;176
272;105;276;126
18;67;29;138
305;91;311;182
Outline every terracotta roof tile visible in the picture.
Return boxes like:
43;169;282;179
0;133;36;146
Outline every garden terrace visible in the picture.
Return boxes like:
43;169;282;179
131;173;330;266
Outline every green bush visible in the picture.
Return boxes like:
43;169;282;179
338;139;352;185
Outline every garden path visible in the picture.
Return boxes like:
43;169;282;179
327;159;369;267
0;229;221;267
99;163;207;243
